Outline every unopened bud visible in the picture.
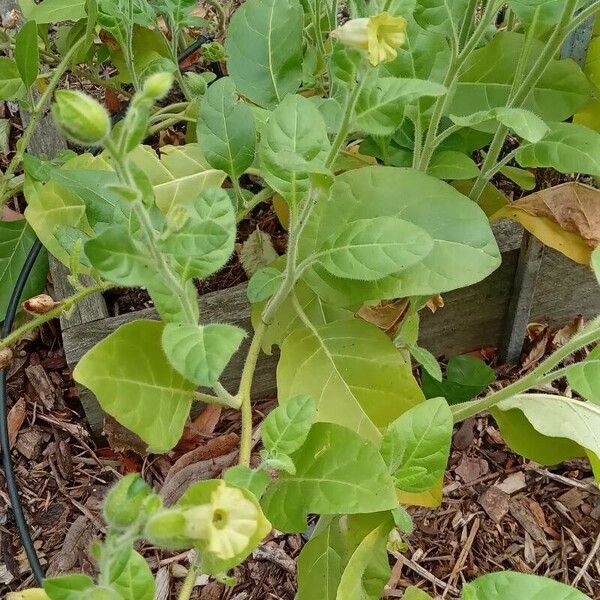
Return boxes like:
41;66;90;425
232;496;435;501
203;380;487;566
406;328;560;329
184;72;208;96
0;347;13;369
23;294;60;315
143;72;174;101
52;90;111;145
103;474;156;530
202;41;226;63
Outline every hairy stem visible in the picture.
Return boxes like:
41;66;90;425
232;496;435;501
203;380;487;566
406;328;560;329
452;317;600;422
177;563;199;600
0;37;86;206
0;283;112;351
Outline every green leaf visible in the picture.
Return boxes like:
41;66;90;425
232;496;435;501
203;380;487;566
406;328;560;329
422;355;495;404
516;122;600;177
410;345;442;381
567;347;600;405
336;523;391;600
413;0;470;41
159;187;236;279
225;0;304;108
130;144;226;215
404;588;433;600
15;21;39;89
463;571;592;599
262;450;296;474
312;217;434;282
0;220;48;321
451;32;591;122
500;165;537;191
450;108;550;143
262;395;316;456
247;267;283;303
592;246;600;284
507;0;583;37
392;506;414;533
354;77;446;136
381;398;453;492
161;322;246;387
261;423;398;531
84;225;153;287
0;57;25;101
259;94;331;207
493;394;600;473
19;0;87;23
299;166;501;305
109;550;155;600
197;77;257;181
427;150;480;180
73;320;196;453
277;319;424;443
224;465;271;499
147;278;199;325
43;574;94;599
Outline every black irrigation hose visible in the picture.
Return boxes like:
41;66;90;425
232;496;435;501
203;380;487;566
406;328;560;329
0;34;219;586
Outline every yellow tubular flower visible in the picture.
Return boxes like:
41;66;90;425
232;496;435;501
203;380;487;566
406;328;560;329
183;482;270;560
331;12;408;66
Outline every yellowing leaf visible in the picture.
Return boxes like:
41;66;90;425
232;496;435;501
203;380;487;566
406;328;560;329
397;476;443;508
492;182;600;265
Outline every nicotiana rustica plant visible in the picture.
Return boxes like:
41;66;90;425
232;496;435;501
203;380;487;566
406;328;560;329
3;0;600;598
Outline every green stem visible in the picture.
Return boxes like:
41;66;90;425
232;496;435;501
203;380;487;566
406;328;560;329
178;563;199;600
147;114;192;135
452;317;600;422
469;124;509;201
567;1;600;35
238;321;267;467
0;283;112;351
236;186;273;223
0;37;86;205
458;0;478;49
205;0;228;34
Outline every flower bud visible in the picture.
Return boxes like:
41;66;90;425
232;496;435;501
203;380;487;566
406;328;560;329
0;347;13;369
103;474;155;530
143;72;174;101
184;72;208;96
331;12;407;66
145;508;191;549
52;90;111;145
202;41;226;63
7;590;50;600
23;294;60;315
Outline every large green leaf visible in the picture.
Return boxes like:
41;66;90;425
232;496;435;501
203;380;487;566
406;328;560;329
15;20;39;90
159;187;236;279
259;94;331;207
84;225;153;287
493;394;600;472
19;0;87;23
427;150;479;180
312;216;434;281
567;347;600;405
381;397;453;493
277;319;424;443
354;77;446;136
507;1;588;37
43;574;94;599
463;571;592;599
413;0;470;41
197;77;257;181
262;395;316;457
516;122;600;176
73;320;196;453
130;144;226;215
298;166;500;306
451;32;591;121
0;57;25;101
109;550;155;600
261;423;398;531
161;322;246;387
225;0;304;108
0;220;48;321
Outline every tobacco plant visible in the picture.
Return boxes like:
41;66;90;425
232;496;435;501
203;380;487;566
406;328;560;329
4;0;600;598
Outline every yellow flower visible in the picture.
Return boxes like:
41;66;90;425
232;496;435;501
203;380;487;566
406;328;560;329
331;12;408;66
7;590;50;600
183;482;270;560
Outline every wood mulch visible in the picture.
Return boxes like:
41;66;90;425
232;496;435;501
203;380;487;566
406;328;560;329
1;318;600;599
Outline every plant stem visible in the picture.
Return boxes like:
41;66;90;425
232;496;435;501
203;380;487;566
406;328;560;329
236;186;273;223
0;283;112;351
178;563;199;600
452;317;600;422
0;37;86;206
459;0;478;49
567;0;600;35
238;321;266;466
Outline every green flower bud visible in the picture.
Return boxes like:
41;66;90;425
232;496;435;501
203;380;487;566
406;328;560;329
103;474;154;530
52;90;111;145
184;72;208;96
143;72;174;101
202;41;226;63
144;508;192;549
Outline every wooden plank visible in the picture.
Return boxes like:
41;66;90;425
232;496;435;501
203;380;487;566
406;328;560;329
499;233;545;363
